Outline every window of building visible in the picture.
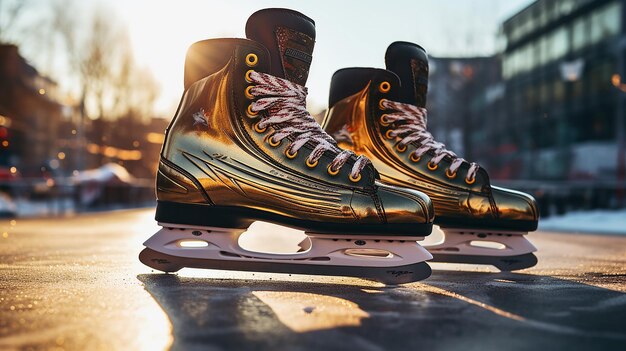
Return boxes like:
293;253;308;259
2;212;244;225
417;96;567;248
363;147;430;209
553;79;565;103
550;27;569;61
539;79;549;105
591;1;622;44
525;85;536;111
590;60;616;96
572;15;588;51
538;2;549;27
530;41;541;71
592;106;616;141
572;78;584;99
558;0;576;18
539;35;550;65
524;43;534;72
503;54;511;79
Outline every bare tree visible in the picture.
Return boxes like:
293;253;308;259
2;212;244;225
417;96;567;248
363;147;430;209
131;67;160;122
110;36;134;119
81;11;116;120
102;29;160;123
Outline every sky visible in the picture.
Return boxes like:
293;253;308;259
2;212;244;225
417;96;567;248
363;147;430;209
8;0;534;116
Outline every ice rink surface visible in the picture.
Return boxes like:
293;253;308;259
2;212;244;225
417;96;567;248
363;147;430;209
1;209;625;350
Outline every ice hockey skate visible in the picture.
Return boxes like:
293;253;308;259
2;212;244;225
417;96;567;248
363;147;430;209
322;41;538;271
139;10;435;284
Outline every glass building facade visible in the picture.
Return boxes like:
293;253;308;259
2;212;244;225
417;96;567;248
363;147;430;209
469;0;625;182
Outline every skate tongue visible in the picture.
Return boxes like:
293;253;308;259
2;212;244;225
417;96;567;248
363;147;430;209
245;8;315;86
384;41;429;108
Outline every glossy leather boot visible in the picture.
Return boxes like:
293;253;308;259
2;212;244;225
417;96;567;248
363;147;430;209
140;11;434;284
323;41;538;271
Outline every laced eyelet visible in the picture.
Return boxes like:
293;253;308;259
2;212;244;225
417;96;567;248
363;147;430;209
327;165;340;176
378;99;386;110
245;70;254;83
465;176;476;185
245;53;258;67
446;168;457;179
245;86;254;100
246;104;258;117
306;158;318;168
396;144;407;153
410;153;421;163
285;148;298;159
253;122;267;133
378;81;391;93
385;130;394;139
268;136;281;147
427;161;439;171
380;114;391;126
349;173;362;182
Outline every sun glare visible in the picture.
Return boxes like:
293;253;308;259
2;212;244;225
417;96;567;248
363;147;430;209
115;1;244;116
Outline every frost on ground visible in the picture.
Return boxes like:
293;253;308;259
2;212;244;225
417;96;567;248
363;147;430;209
539;209;626;235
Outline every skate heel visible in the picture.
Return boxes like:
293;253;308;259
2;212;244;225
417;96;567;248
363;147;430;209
139;247;185;272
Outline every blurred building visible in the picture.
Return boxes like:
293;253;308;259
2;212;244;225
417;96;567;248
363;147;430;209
56;115;169;179
427;56;502;164
492;0;624;181
427;0;626;212
0;44;68;178
1;43;168;183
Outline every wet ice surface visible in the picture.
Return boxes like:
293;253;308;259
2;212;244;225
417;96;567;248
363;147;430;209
1;209;626;351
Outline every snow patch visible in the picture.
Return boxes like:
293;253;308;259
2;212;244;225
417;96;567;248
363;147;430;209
539;209;626;235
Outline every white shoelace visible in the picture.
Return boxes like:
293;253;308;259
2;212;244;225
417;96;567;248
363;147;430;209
380;99;479;181
248;71;370;179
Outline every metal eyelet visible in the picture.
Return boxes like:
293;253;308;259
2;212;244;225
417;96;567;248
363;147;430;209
410;153;421;163
349;173;362;182
306;158;318;168
465;176;476;185
446;168;457;179
385;130;394;139
380;114;391;126
396;144;407;153
378;99;386;110
245;86;254;100
427;161;439;171
245;53;258;67
268;136;281;147
246;104;258;117
253;122;267;133
245;70;254;83
378;81;391;93
285;148;298;159
327;165;340;176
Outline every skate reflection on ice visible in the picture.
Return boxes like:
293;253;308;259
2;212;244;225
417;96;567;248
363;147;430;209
136;274;387;349
137;271;626;349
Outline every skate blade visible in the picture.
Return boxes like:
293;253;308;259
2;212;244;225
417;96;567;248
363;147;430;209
139;247;431;284
430;252;538;271
423;226;537;271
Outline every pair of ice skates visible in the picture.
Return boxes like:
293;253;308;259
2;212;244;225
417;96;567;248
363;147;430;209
140;8;538;284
